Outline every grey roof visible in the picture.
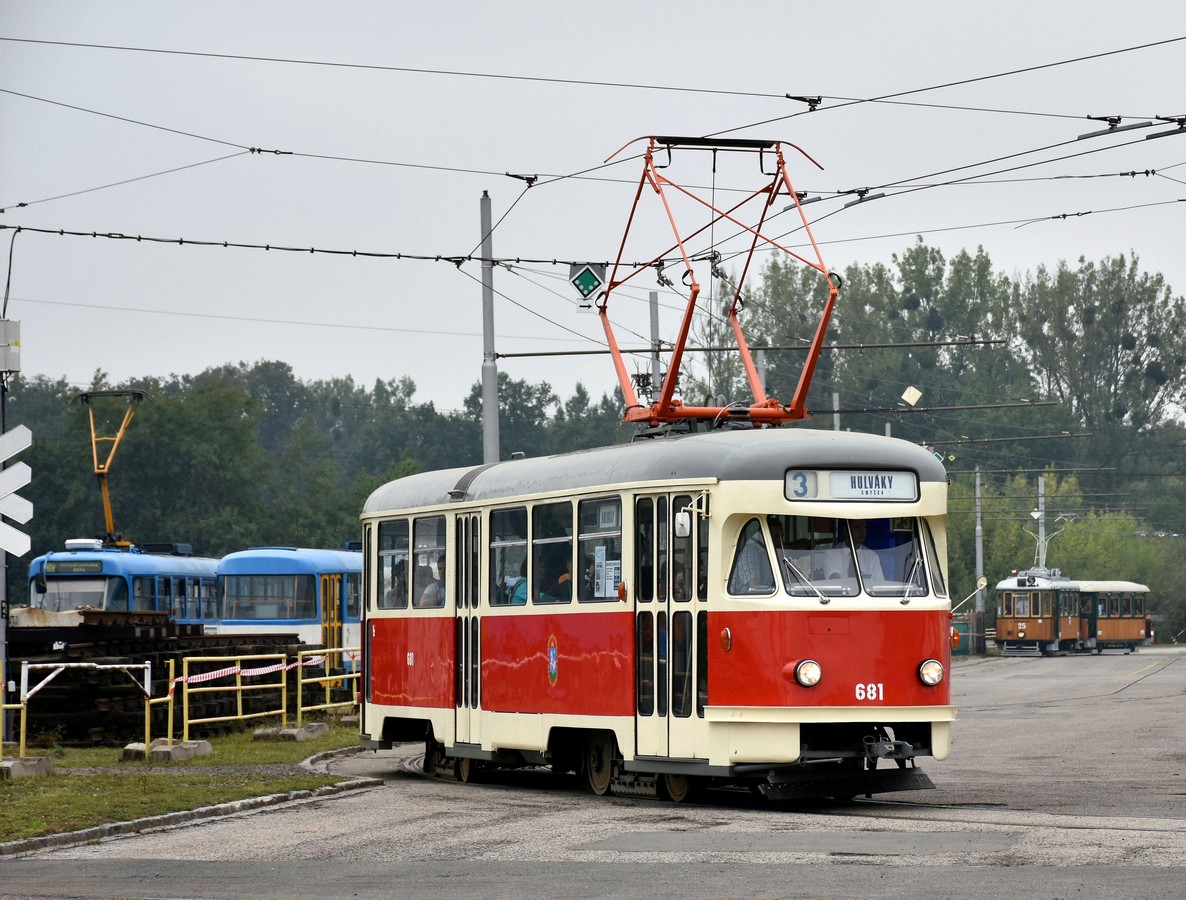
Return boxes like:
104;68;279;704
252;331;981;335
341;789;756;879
363;427;947;514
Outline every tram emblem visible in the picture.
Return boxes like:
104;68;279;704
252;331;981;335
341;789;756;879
547;634;558;685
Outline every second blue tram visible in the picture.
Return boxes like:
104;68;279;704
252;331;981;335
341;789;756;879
214;546;363;656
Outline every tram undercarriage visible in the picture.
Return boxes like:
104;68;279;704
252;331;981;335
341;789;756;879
367;716;939;803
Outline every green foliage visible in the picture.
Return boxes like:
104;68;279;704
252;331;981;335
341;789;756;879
5;364;629;603
0;721;358;843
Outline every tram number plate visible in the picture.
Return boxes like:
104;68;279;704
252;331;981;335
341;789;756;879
855;682;884;701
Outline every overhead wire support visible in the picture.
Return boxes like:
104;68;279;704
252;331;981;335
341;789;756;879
598;135;838;427
1146;114;1186;140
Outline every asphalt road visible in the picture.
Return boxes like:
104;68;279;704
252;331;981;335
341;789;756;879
3;647;1185;899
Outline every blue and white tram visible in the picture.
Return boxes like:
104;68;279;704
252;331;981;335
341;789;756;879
214;546;363;657
22;538;219;627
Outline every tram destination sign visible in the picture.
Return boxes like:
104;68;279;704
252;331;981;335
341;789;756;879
786;469;918;502
45;559;103;574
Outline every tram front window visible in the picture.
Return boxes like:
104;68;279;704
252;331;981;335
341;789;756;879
731;514;935;599
34;577;123;612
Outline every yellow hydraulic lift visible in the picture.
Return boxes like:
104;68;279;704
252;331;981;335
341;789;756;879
78;390;146;548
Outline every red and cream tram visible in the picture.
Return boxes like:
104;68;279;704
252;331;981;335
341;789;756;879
359;427;954;801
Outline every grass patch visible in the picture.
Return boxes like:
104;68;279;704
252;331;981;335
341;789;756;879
1;719;362;844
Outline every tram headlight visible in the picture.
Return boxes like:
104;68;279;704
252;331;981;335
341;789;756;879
918;658;945;686
794;659;822;687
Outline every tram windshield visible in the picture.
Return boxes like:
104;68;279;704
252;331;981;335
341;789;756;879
730;515;935;599
32;576;130;612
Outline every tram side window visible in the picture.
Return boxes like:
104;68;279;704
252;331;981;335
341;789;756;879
377;519;409;609
533;501;573;604
292;575;317;619
670;495;693;602
728;518;774;595
578;497;622;602
697;496;710;601
171;577;186;619
1041;592;1052;618
344;573;361;619
1108;594;1120;617
363;524;372;610
636;612;654;716
671;610;693;717
1000;591;1013;617
635;498;654;603
1134;594;1145;616
413;515;446;608
132;576;154;612
203;579;218;619
107;578;130;612
490;507;528;606
921;519;947;598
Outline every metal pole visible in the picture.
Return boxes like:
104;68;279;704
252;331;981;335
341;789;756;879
975;466;985;613
649;291;661;389
1036;476;1047;568
832;391;840;431
480;192;500;464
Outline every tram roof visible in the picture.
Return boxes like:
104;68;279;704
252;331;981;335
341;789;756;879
217;546;362;575
994;573;1150;593
363;427;948;514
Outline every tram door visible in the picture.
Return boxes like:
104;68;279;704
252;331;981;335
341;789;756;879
320;574;342;649
454;514;481;744
634;494;700;761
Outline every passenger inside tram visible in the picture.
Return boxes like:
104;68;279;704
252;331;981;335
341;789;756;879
825;520;885;582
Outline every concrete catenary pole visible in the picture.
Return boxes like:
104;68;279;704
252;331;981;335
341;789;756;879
480;192;500;464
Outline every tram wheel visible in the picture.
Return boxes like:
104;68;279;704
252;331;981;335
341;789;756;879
657;772;696;804
455;756;481;784
585;732;614;796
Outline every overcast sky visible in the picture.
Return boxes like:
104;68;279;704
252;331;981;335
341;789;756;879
3;1;1186;412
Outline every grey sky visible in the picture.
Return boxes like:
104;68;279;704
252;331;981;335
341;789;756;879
3;1;1185;411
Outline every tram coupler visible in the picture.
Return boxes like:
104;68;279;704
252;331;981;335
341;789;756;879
864;738;915;760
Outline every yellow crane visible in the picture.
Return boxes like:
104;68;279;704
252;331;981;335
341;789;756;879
78;390;146;548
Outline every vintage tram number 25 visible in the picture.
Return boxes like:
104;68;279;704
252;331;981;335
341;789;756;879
855;682;884;701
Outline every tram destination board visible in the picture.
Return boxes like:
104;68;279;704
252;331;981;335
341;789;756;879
45;559;104;574
785;469;919;501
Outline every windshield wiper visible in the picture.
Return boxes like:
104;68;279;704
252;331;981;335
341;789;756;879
781;556;831;605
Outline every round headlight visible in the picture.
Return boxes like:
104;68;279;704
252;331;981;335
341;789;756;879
918;658;945;686
794;659;822;687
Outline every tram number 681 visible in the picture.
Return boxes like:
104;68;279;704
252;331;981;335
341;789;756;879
855;682;884;701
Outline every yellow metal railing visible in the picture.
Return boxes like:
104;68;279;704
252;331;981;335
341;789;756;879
182;654;287;741
296;646;360;726
2;648;360;758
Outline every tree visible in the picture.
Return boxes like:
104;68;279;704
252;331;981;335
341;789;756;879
463;373;558;460
1010;253;1186;466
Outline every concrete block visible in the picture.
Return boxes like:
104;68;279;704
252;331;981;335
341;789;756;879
120;739;213;762
253;722;329;742
0;756;52;779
